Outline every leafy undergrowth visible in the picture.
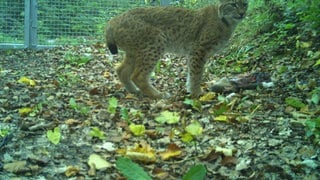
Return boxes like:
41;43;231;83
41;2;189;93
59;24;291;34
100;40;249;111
0;4;320;178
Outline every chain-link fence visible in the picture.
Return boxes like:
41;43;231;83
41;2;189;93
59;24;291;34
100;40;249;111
0;0;215;49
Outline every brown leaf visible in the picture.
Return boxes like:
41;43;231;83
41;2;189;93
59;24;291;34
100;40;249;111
89;87;101;95
65;166;80;177
159;143;182;160
201;149;222;161
152;167;169;179
221;156;237;166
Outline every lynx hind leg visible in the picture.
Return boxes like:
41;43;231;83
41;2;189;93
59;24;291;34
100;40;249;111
116;53;139;94
131;49;169;99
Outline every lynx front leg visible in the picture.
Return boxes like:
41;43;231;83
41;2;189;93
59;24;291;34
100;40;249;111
187;52;207;98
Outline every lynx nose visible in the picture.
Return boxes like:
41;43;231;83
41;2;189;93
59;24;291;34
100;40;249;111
238;12;245;19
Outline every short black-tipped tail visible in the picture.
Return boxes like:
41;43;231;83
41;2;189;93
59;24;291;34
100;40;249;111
107;42;118;54
106;25;118;54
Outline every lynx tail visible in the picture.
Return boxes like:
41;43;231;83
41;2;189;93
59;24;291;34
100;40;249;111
106;26;118;54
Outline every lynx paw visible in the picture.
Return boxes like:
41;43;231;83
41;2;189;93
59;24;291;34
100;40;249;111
190;89;204;98
148;92;171;99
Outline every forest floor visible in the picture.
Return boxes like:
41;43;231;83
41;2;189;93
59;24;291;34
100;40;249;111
0;39;319;179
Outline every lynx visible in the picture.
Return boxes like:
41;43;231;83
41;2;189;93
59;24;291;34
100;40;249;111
106;0;248;99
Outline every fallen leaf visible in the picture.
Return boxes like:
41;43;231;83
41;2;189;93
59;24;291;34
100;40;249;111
18;107;33;116
182;164;206;180
88;154;112;170
215;115;229;122
47;127;61;145
89;87;101;95
17;76;36;86
181;132;194;143
89;127;106;140
125;142;156;163
152;167;169;179
155;111;180;124
65;166;80;177
199;92;216;101
65;118;81;125
215;146;233;156
3;161;27;173
285;97;306;109
185;120;203;137
183;98;202;112
129;123;146;136
116;157;152;180
159;143;182;160
201;149;221;161
221;156;237;166
210;102;230;116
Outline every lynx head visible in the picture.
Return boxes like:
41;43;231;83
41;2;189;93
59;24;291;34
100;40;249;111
218;0;248;24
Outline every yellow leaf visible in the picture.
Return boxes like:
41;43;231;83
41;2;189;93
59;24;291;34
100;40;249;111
129;123;146;136
215;115;228;122
103;71;110;78
300;41;312;48
18;107;33;116
116;148;127;155
159;143;182;160
88;154;112;170
199;92;216;101
17;76;36;86
65;166;80;177
155;111;180;124
185;120;203;136
125;142;156;163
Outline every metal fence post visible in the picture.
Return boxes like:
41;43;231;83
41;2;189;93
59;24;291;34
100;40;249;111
24;0;38;49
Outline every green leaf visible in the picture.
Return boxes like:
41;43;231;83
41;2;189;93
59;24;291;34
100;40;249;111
182;164;206;180
89;127;106;140
69;98;78;110
313;59;320;67
120;107;130;122
181;132;194;143
129;123;146;136
155;111;180;124
0;128;10;137
108;97;118;114
305;117;320;139
183;98;202;112
116;157;152;180
284;23;295;30
185;121;203;137
212;103;229;116
47;127;61;145
311;92;319;105
79;106;90;115
285;97;306;109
